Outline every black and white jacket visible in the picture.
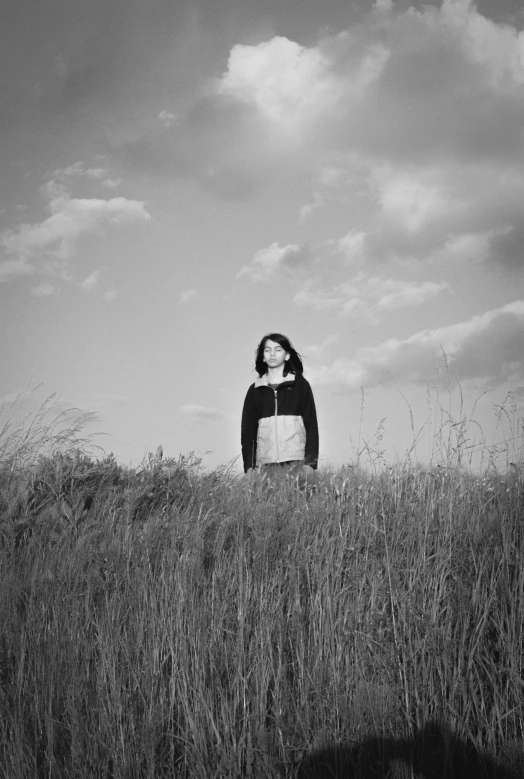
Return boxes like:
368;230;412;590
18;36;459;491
241;372;319;472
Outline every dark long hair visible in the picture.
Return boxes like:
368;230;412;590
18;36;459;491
254;333;304;377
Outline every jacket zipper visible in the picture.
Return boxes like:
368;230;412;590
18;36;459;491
273;388;279;462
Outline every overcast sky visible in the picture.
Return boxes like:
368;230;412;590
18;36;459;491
1;0;523;471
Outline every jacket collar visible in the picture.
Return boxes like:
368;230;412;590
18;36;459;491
254;373;296;388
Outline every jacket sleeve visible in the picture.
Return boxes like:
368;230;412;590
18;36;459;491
301;378;319;469
241;384;258;472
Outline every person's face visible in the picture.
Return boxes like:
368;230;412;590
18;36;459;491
263;339;289;370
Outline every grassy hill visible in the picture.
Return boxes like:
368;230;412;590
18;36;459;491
0;402;523;777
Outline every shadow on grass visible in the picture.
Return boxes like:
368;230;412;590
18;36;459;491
297;721;523;779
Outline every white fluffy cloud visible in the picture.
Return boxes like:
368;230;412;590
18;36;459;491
215;2;524;148
236;242;311;282
217;36;345;134
214;1;524;268
440;0;524;86
294;274;449;322
180;287;200;303
302;334;340;359
0;191;151;282
80;270;100;291
51;161;122;190
294;282;341;312
374;278;450;311
158;110;178;128
312;300;524;391
119;0;524;271
30;282;57;298
2;196;150;262
0;258;32;283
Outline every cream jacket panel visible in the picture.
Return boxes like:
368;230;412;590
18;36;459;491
256;414;306;466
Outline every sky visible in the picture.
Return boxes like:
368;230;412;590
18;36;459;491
1;0;524;472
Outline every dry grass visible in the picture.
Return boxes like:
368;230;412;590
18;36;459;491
0;395;523;778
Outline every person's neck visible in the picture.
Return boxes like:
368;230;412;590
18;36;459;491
267;365;286;383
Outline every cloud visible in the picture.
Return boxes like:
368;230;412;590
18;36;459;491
374;279;450;311
113;0;524;265
311;300;524;391
0;257;33;282
77;392;133;413
236;242;311;282
312;1;524;268
51;161;121;190
1;192;151;277
302;334;340;359
375;0;393;11
489;222;524;270
84;167;109;180
217;36;344;134
0;388;31;407
158;110;178;128
330;231;367;266
214;0;524;165
293;281;341;312
104;286;117;302
55;161;104;179
30;282;57;298
294;274;449;321
119;92;269;198
80;270;100;291
361;163;524;268
180;404;229;421
180;287;199;303
124;30;386;194
101;178;122;189
440;0;524;87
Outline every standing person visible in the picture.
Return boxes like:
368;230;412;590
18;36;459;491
241;333;319;475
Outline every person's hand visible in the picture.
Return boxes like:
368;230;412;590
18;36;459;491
302;464;315;476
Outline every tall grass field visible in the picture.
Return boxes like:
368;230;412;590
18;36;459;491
0;395;523;778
